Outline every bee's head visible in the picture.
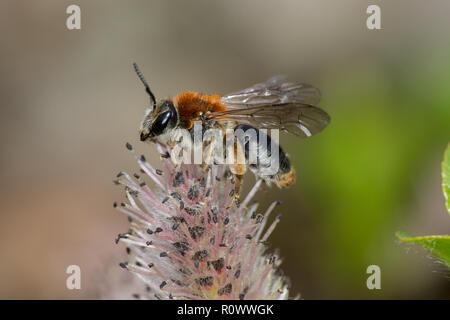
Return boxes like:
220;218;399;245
133;63;178;142
140;100;178;141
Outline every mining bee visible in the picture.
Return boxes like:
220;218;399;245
134;63;330;194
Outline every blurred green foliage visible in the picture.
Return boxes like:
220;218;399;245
286;50;450;298
396;144;450;269
396;233;450;269
442;143;450;214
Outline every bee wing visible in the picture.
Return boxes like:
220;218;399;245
209;103;330;137
221;75;321;107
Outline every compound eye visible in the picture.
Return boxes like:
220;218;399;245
151;111;172;136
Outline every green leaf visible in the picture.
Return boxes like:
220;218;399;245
396;232;450;268
442;143;450;214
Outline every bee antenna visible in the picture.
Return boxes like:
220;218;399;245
133;63;156;107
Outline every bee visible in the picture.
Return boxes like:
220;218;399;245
133;63;330;193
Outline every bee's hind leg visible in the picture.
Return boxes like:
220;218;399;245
224;137;246;206
201;137;216;173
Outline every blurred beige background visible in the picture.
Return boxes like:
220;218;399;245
0;0;449;299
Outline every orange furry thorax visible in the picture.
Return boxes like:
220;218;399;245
175;92;227;129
